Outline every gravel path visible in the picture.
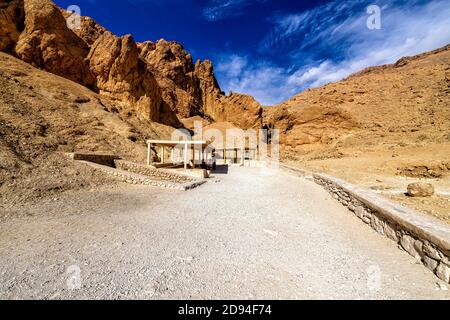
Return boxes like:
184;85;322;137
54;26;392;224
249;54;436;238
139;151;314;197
0;167;449;299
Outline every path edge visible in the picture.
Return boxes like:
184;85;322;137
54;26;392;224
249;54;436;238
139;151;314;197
276;162;450;284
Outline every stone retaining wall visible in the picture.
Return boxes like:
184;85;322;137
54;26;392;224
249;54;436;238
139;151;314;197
278;163;312;179
115;160;194;184
68;152;121;167
81;160;205;191
314;173;450;284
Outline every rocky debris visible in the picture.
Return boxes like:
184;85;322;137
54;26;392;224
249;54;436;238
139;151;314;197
114;160;194;183
81;160;205;191
0;152;117;214
398;162;450;179
437;263;450;283
0;51;176;211
407;183;435;197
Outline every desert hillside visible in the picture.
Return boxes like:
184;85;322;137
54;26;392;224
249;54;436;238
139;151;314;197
0;52;175;209
264;44;450;159
264;45;450;222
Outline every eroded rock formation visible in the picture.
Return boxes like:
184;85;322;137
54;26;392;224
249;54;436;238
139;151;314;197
0;0;24;52
88;32;161;121
0;0;263;128
15;0;95;88
138;39;202;126
194;60;262;129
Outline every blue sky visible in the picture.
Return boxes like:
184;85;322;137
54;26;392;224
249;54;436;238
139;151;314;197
54;0;450;105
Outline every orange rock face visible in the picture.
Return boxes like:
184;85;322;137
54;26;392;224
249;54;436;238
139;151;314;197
0;0;263;128
88;32;161;121
15;0;95;88
264;45;450;160
0;0;24;52
138;40;203;126
194;60;262;129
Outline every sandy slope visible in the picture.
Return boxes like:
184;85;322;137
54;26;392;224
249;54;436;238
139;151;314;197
0;52;174;207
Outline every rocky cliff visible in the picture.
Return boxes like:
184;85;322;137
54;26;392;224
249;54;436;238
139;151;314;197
15;0;96;88
0;0;262;129
0;0;24;53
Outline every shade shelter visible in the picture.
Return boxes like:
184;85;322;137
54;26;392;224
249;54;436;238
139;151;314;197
194;122;261;166
146;140;209;170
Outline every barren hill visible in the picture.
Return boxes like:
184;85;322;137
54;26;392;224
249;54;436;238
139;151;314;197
264;45;450;221
0;52;175;208
264;44;450;160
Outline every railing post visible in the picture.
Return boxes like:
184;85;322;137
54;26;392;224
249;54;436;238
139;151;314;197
184;143;188;170
147;143;151;166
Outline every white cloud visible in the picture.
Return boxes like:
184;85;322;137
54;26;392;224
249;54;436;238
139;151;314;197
216;0;450;105
215;55;298;106
203;0;266;22
217;54;248;78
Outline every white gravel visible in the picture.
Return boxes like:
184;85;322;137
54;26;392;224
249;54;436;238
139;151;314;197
0;166;449;299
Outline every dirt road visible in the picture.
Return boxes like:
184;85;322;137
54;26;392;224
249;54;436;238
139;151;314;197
0;167;448;299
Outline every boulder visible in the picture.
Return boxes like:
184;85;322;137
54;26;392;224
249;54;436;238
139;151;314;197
407;182;435;197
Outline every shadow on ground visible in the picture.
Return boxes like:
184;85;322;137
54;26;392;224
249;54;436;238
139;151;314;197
213;165;229;175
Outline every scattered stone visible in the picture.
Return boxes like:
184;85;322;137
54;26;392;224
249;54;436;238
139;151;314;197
406;183;435;197
423;255;439;271
423;243;443;260
384;223;399;242
400;235;422;261
74;96;91;104
436;263;450;283
371;214;385;235
355;206;365;219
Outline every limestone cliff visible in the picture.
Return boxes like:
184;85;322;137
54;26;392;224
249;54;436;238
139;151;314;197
14;0;95;88
87;32;161;121
0;0;263;129
194;60;262;129
0;0;24;53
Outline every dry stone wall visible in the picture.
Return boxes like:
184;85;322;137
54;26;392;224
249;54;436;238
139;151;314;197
115;160;194;183
314;173;450;284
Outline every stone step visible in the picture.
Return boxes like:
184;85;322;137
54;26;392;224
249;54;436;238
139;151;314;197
78;161;206;191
